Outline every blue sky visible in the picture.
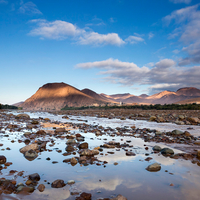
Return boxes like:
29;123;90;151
1;0;200;104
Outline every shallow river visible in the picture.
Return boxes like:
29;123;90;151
1;111;200;200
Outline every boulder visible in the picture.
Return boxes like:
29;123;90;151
78;142;88;149
161;148;174;155
152;145;162;151
24;149;38;161
146;163;161;172
65;145;76;152
37;184;45;192
15;114;30;119
149;116;156;122
51;179;66;188
29;173;40;181
126;151;136;156
20;144;39;153
0;155;6;164
55;128;66;133
80;192;92;200
70;157;78;166
79;149;99;156
171;130;184;135
187;117;200;124
36;130;46;135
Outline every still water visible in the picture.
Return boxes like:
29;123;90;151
1;111;200;200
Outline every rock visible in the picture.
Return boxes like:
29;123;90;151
31;120;39;124
178;115;185;120
153;145;162;151
78;142;88;149
37;184;45;192
157;117;165;122
24;149;38;161
44;118;50;121
175;121;185;125
20;144;39;153
62;116;69;119
146;163;161;172
161;148;174;155
155;131;162;136
51;179;66;188
171;130;184;135
66;145;76;152
36;130;46;135
67;180;75;185
103;144;115;148
126;151;136;156
15;114;30;119
29;173;40;181
111;194;127;200
66;139;76;144
187;117;200;124
197;150;200;158
55;128;66;133
25;180;32;185
80;192;92;200
70;157;78;166
149;116;156;121
0;155;6;164
79;149;99;156
194;141;200;145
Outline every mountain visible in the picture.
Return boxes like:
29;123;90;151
175;97;200;104
101;87;200;105
12;101;24;107
20;83;200;110
81;88;115;103
21;83;109;110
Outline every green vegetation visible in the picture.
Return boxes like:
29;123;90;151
0;104;18;109
61;103;200;110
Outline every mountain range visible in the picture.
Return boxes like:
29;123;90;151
17;82;200;110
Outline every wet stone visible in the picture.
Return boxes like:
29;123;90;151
37;184;45;192
161;148;174;155
80;192;92;200
29;173;40;181
152;145;162;151
78;142;88;149
0;155;6;164
146;163;161;172
51;179;66;188
126;151;136;156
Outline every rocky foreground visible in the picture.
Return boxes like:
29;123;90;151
0;109;200;199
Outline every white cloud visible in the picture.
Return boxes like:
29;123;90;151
170;0;192;4
125;35;144;44
109;17;116;23
148;32;154;39
29;19;125;46
79;32;125;46
19;1;42;15
163;4;200;65
76;58;200;92
29;19;83;40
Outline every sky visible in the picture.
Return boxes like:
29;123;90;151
0;0;200;104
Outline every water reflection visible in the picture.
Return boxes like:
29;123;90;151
1;111;200;199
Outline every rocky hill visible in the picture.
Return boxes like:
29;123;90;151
21;83;109;110
20;83;200;110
